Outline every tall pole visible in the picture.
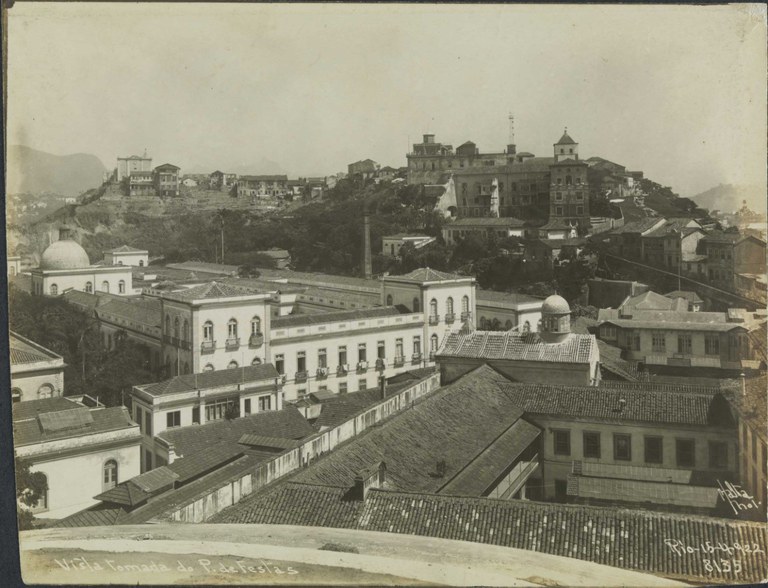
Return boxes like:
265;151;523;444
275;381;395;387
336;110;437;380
221;218;225;264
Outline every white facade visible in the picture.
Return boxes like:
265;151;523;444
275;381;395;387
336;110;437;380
381;235;435;257
10;332;66;402
8;255;21;277
117;155;153;181
31;266;134;297
104;248;149;267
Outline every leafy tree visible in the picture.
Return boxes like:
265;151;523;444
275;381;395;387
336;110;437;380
15;457;48;531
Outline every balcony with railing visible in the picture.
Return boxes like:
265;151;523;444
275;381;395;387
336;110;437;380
429;351;436;361
376;358;386;370
460;311;472;321
316;367;329;379
295;370;308;383
225;337;240;351
444;313;455;324
428;315;440;326
357;361;369;373
394;356;405;367
411;353;422;364
249;333;264;348
337;364;349;376
201;340;216;353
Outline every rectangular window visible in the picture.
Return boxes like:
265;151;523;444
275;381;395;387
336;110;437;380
576;192;583;200
413;336;421;355
144;449;153;472
318;348;327;368
166;411;181;429
651;332;666;353
576;206;584;215
275;354;284;375
709;441;728;469
583;432;601;458
339;382;348;394
602;325;616;339
259;396;271;411
644;436;663;464
555;192;563;201
613;434;632;461
144;411;152;437
358;379;366;391
553;430;571;456
676;439;696;467
555;206;563;216
705;335;720;356
297;389;307;399
677;333;692;354
192;406;200;424
339;346;347;366
395;339;404;358
205;397;237;422
297;351;306;372
377;341;385;359
244;399;251;415
358;343;367;362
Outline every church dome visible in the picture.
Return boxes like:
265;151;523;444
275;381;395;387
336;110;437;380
542;294;570;315
40;239;90;270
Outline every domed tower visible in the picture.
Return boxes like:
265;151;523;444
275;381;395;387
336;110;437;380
40;227;90;270
539;294;571;343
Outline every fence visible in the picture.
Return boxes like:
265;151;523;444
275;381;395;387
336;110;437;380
165;371;441;522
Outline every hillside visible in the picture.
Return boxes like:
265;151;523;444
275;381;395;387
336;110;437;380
691;183;765;215
7;145;107;196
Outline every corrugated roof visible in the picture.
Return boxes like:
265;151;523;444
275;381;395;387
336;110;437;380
137;364;279;396
438;331;597;364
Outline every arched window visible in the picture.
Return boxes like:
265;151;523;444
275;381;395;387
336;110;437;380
173;317;180;339
386;294;393;306
85;281;93;293
412;297;420;312
118;280;126;294
430;334;439;352
227;360;239;369
461;295;469;314
252;357;262;365
227;318;238;339
523;321;531;333
182;319;189;342
165;315;171;334
102;281;110;293
446;297;454;315
203;321;213;342
251;316;261;335
103;460;118;491
37;384;54;399
49;284;58;296
429;299;438;318
139;260;144;267
204;363;215;372
117;261;124;266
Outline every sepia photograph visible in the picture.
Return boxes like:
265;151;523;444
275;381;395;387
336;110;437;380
3;2;767;585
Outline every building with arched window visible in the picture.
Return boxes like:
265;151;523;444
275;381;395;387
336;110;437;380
103;245;149;267
31;228;134;298
13;396;140;518
9;331;66;402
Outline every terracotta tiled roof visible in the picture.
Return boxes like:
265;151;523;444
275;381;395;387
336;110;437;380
447;217;525;228
438;331;597;364
96;297;162;329
555;131;577;145
476;290;543;305
290;366;529;493
12;397;79;421
597;308;744;332
212;482;364;527
156;406;315;458
13;405;138;447
357;490;768;584
137;364;279;397
272;306;406;329
665;290;704;304
159;281;266;301
105;245;147;253
9;332;62;366
393;268;469;282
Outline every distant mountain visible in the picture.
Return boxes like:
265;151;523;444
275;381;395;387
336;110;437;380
691;183;765;215
186;157;288;177
7;145;107;197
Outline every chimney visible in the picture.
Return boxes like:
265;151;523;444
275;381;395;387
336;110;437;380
379;374;387;400
352;462;387;501
362;214;372;279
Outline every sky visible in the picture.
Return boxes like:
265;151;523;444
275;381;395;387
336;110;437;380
7;3;767;198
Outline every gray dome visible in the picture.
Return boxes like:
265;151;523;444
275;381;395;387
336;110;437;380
542;294;570;315
40;239;90;270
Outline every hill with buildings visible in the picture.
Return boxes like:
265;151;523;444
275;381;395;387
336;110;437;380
7;145;107;196
691;183;765;216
